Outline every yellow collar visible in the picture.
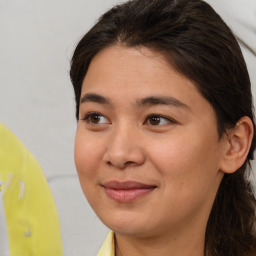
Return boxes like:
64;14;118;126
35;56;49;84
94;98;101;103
97;231;115;256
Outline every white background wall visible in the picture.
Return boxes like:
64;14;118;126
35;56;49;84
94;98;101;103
0;0;255;255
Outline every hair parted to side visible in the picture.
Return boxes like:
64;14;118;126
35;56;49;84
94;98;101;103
70;0;256;255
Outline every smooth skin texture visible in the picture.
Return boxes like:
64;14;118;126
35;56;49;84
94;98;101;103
75;45;253;256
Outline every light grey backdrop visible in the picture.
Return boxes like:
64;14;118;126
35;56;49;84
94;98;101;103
0;0;255;255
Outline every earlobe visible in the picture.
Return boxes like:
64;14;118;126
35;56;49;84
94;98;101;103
220;116;254;174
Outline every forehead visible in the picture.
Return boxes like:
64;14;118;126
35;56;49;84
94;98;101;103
82;45;193;94
82;45;216;116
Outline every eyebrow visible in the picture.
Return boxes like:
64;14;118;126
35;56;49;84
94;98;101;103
80;93;112;105
136;96;191;110
80;93;190;110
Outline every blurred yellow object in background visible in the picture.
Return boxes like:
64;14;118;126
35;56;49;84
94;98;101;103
0;123;63;256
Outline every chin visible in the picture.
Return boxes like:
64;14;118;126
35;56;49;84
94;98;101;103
99;210;157;237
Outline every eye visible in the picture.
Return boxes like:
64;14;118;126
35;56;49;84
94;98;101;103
145;114;174;126
82;112;109;124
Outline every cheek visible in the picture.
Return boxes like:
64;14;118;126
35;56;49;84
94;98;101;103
148;134;223;222
74;129;103;183
148;130;222;187
74;129;108;211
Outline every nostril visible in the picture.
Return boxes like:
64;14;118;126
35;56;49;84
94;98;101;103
125;161;136;166
103;142;146;169
106;160;141;169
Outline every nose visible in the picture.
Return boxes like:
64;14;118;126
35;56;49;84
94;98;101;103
103;126;146;169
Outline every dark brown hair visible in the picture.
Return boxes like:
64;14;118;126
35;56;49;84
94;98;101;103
70;0;256;255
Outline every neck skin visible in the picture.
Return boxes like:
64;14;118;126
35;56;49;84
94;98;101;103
114;206;210;256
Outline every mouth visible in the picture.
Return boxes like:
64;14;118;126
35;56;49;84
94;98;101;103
102;181;157;203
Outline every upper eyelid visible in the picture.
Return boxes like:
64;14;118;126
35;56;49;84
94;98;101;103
81;112;106;119
81;112;95;119
145;114;177;123
81;112;110;124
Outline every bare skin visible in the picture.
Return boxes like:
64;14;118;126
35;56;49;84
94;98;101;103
75;45;253;256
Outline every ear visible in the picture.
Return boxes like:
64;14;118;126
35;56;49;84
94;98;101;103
220;116;254;174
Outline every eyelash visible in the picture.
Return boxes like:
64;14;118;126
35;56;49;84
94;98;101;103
81;112;109;124
81;112;176;126
144;114;176;126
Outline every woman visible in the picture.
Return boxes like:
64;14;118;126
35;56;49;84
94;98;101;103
70;0;256;255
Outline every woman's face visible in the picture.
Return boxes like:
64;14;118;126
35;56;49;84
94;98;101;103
75;45;227;238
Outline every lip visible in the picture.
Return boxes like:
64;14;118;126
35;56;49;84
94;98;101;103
102;181;157;203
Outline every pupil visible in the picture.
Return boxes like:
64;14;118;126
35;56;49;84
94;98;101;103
150;116;160;125
91;115;100;123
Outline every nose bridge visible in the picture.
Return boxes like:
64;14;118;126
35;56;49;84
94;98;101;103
104;122;145;168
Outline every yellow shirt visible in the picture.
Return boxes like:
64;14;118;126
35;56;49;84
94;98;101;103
0;123;62;255
97;231;115;256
